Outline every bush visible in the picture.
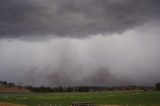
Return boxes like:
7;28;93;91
155;82;160;90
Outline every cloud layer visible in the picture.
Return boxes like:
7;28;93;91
0;0;160;87
0;0;160;39
0;22;160;87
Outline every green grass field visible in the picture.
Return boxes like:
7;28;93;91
0;91;160;106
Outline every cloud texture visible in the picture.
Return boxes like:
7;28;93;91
0;0;160;39
0;22;160;87
0;0;160;87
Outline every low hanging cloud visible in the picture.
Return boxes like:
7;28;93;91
0;0;160;39
0;0;160;87
0;23;160;87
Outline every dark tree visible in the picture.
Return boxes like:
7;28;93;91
77;86;89;92
7;83;15;87
66;87;73;92
155;82;160;90
58;86;64;92
2;81;7;86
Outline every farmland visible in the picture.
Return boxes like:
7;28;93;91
0;102;27;106
0;91;160;106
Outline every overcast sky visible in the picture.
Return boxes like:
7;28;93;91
0;0;160;87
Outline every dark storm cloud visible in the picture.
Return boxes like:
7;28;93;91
0;0;160;39
0;0;160;87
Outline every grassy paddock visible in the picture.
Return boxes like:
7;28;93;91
0;91;160;106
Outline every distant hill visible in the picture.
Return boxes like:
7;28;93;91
0;81;31;93
0;86;31;93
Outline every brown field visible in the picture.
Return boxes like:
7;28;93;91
0;86;31;93
0;102;27;106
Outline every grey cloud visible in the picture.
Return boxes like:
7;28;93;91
1;23;160;87
47;68;133;87
0;1;160;87
0;37;135;87
0;0;160;39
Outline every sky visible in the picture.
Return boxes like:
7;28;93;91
0;0;160;87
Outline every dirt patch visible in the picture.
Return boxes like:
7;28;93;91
0;86;31;93
0;102;27;106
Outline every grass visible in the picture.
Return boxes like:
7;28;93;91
0;91;160;106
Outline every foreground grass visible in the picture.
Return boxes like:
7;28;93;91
0;91;160;106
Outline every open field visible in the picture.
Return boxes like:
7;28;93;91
0;86;31;93
0;91;160;106
0;102;27;106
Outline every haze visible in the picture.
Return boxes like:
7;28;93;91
0;0;160;87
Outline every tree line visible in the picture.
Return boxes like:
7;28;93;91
25;86;90;92
1;80;160;92
0;81;16;87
